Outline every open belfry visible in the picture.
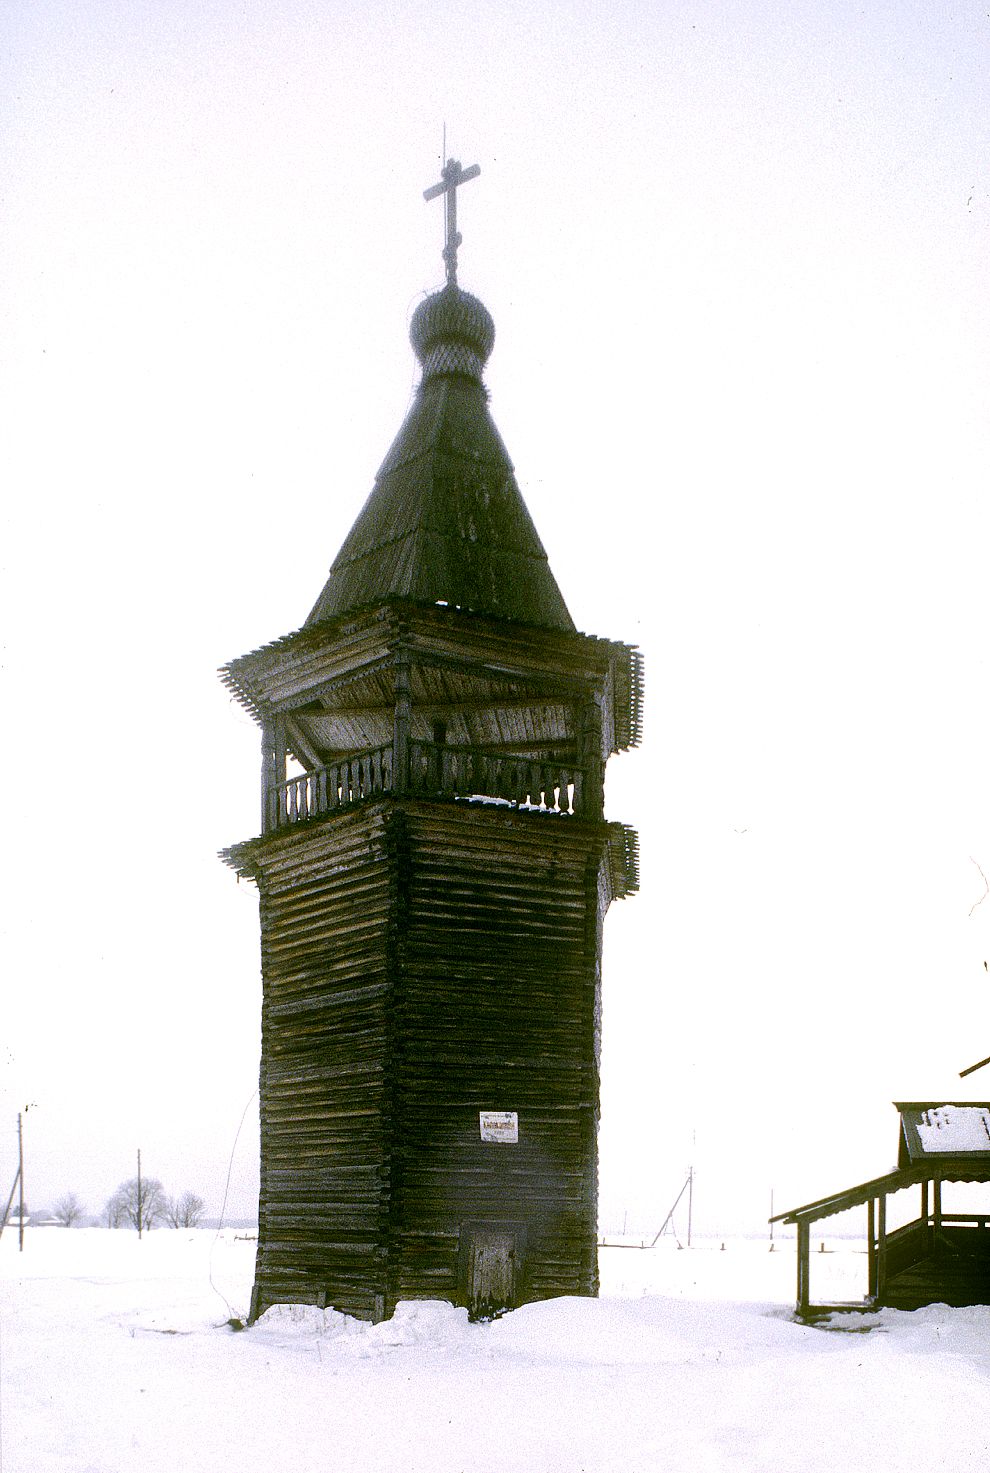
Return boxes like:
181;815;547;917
222;161;643;1323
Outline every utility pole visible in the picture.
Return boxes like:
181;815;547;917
18;1111;25;1253
137;1148;143;1240
649;1170;695;1248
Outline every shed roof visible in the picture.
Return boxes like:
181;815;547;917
306;284;574;634
772;1101;990;1225
896;1102;990;1164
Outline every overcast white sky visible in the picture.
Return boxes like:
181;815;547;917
2;0;988;1234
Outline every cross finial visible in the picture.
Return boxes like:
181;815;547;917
423;157;481;286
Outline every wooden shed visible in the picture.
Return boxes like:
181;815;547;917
222;211;641;1323
773;1102;990;1316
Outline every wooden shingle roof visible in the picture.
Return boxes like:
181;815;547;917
306;284;575;633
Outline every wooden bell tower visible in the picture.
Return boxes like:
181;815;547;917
222;163;642;1322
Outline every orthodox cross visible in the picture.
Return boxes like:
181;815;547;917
424;157;480;286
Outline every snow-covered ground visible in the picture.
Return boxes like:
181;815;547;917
3;1229;989;1472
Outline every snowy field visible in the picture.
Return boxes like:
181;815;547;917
3;1230;989;1472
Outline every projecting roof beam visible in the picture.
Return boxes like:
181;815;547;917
313;695;575;717
458;739;580;756
284;716;325;771
403;644;595;691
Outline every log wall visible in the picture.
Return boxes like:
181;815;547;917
388;803;606;1309
242;794;615;1321
249;807;394;1321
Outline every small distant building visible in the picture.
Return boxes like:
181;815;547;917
774;1102;990;1316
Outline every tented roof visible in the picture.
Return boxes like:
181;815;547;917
306;284;574;633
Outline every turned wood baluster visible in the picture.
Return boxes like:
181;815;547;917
538;762;551;810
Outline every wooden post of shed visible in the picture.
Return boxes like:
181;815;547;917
796;1220;810;1316
867;1196;877;1299
876;1193;887;1303
921;1178;931;1252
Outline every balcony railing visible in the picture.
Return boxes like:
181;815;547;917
269;746;393;831
408;742;583;814
266;741;586;832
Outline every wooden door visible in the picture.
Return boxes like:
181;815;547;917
464;1227;519;1320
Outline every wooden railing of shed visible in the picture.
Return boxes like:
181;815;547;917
266;741;587;832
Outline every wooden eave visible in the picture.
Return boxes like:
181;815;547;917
772;1168;927;1226
772;1160;990;1227
606;823;640;899
893;1100;990;1110
221;794;638;893
219;605;395;722
220;597;643;754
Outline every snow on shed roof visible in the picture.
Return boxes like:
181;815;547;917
897;1102;990;1163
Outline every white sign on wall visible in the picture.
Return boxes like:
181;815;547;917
480;1110;518;1143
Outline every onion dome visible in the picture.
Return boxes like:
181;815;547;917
410;284;495;383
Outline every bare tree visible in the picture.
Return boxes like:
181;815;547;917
105;1177;167;1233
53;1192;85;1227
164;1190;207;1228
103;1195;124;1228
